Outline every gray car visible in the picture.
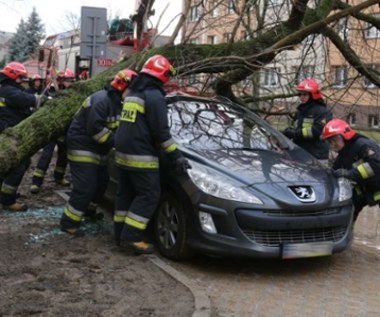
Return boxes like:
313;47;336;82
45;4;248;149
109;93;354;260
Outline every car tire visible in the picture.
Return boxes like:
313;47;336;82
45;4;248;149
154;191;194;261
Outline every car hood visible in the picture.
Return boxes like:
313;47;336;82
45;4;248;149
184;148;337;207
186;147;330;186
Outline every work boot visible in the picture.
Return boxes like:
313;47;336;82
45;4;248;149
3;202;28;212
61;227;85;237
125;241;154;255
30;184;40;194
55;178;70;187
84;211;104;221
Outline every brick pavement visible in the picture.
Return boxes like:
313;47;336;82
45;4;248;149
164;205;380;317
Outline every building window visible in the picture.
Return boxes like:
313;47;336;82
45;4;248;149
190;6;199;22
294;66;315;84
226;0;234;15
189;38;198;44
263;68;280;87
223;33;232;43
210;0;218;17
369;115;379;128
365;14;380;38
268;0;283;6
348;113;356;126
207;35;217;44
363;64;379;88
333;66;348;87
335;18;349;41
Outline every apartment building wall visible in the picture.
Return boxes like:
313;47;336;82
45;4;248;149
183;0;380;129
324;0;380;129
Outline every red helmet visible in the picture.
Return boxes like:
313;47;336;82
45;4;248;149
321;118;356;141
1;62;28;80
111;69;138;91
296;79;321;100
31;74;42;81
58;68;76;79
141;55;176;83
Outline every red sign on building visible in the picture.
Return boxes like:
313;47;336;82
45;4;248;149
96;59;113;67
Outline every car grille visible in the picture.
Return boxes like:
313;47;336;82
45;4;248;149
242;225;348;247
262;208;339;216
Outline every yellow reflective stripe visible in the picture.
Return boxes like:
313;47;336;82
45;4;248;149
67;153;101;164
64;206;82;222
114;210;127;223
122;102;145;114
33;169;45;178
374;191;380;202
164;143;177;153
125;217;147;230
97;130;112;144
0;101;5;107
357;164;369;179
106;121;118;129
82;97;91;108
115;156;159;169
301;127;313;138
114;215;126;223
54;166;65;173
1;183;16;194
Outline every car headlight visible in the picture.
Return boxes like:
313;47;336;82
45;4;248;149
188;161;263;204
337;177;352;202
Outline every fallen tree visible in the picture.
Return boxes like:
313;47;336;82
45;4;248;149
0;0;378;175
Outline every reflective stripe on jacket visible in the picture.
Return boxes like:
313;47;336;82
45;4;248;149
66;85;122;156
115;82;181;171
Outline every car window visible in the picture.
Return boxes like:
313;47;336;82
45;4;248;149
168;98;286;151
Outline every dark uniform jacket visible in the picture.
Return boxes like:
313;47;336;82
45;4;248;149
26;86;42;95
66;85;122;163
0;75;36;132
114;75;181;172
333;134;380;205
292;99;331;159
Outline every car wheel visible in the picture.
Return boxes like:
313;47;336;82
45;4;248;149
154;192;194;261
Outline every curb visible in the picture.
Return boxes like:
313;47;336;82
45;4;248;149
149;256;211;317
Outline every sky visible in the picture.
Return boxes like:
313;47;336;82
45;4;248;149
0;0;182;36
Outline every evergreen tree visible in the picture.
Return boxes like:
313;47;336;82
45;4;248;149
8;19;29;62
8;8;45;62
26;7;45;56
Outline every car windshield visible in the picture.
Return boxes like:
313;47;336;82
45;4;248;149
167;97;287;151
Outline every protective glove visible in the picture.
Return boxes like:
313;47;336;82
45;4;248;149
175;157;192;175
282;127;296;139
36;95;51;108
332;169;355;180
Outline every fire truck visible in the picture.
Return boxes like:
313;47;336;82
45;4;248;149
24;0;168;86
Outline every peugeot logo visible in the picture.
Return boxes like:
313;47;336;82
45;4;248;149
289;186;316;203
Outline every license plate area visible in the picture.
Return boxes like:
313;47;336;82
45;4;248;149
282;242;333;259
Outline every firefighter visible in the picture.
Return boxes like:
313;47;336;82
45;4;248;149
60;68;138;236
282;79;331;162
57;68;76;89
322;118;380;222
29;68;76;194
26;74;43;95
0;62;39;211
114;55;191;254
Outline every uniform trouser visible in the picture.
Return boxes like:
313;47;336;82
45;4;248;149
60;161;109;229
32;138;67;186
352;190;368;222
1;158;30;205
114;168;160;243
